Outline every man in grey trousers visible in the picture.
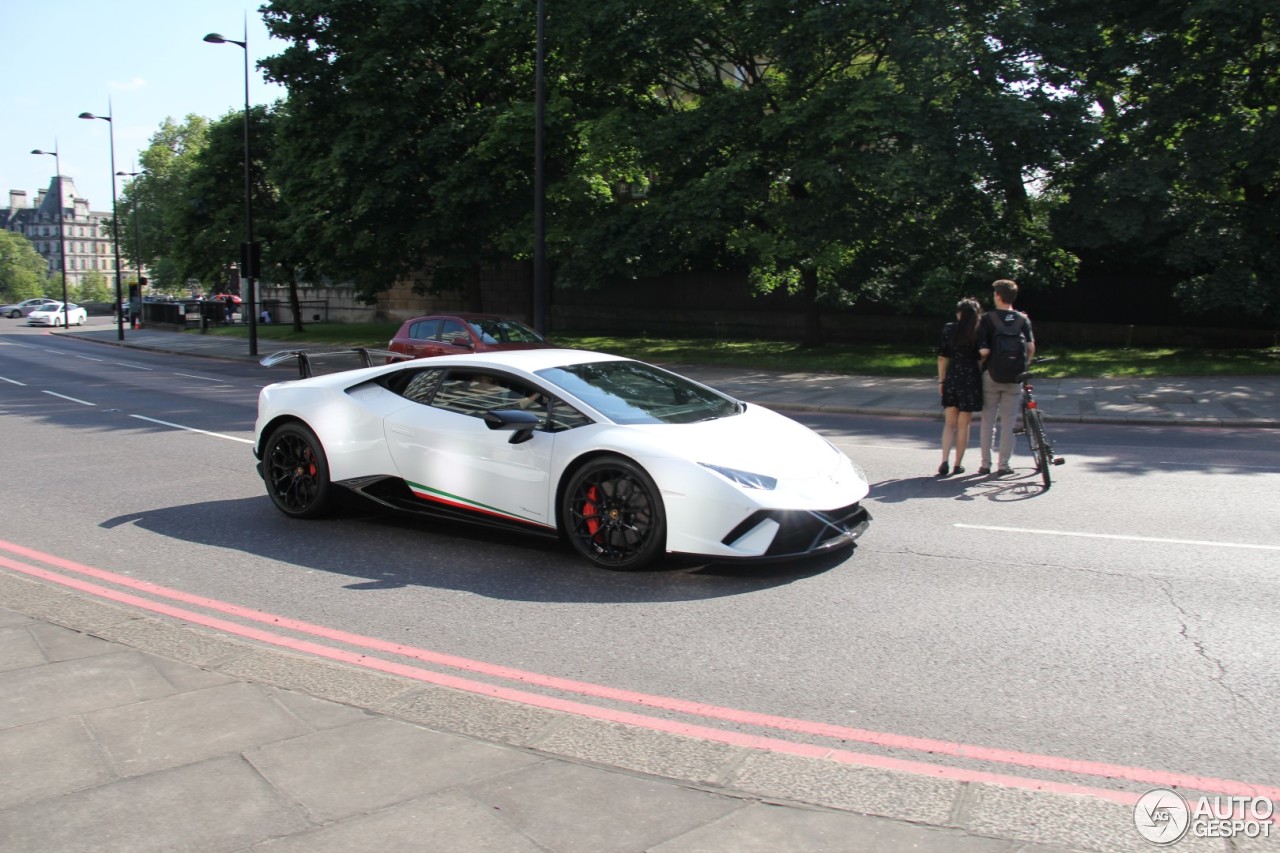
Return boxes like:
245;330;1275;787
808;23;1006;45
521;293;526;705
977;279;1036;476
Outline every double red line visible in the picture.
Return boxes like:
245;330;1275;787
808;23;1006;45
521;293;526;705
2;537;1275;807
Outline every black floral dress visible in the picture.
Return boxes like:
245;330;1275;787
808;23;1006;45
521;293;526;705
938;322;984;412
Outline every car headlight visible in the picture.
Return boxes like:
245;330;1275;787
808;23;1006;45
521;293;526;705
700;463;778;490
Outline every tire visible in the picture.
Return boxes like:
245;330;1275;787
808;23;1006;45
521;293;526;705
262;422;334;518
561;455;666;570
7;310;18;318
1024;410;1053;489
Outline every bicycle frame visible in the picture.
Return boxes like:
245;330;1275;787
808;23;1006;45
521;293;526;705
1015;360;1063;489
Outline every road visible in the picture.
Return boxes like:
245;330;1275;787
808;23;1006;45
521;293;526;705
2;319;1278;806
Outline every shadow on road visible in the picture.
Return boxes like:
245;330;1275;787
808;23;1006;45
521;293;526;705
100;495;859;605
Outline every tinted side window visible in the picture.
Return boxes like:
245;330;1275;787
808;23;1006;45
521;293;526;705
439;319;468;343
409;319;440;340
382;368;443;402
433;370;535;416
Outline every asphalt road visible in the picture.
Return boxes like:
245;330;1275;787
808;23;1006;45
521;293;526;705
2;320;1278;805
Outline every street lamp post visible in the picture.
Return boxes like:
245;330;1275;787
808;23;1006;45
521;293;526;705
30;148;70;330
533;0;547;335
204;28;258;357
117;169;144;315
79;105;125;341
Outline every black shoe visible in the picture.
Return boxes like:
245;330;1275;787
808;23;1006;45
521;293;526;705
953;466;965;476
977;466;991;475
937;463;949;477
997;466;1014;476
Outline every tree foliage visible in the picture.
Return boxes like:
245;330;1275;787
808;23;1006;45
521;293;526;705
114;0;1277;326
1045;0;1280;320
117;116;210;293
76;270;113;304
0;230;49;302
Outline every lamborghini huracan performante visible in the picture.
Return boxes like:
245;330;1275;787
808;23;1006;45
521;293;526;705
254;348;871;570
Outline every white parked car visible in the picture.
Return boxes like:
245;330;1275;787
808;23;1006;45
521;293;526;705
255;348;872;570
26;302;88;327
2;297;58;318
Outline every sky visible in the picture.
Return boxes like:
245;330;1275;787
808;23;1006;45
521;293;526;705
2;1;288;211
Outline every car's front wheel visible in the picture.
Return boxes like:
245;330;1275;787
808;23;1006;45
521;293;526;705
262;423;333;518
561;455;665;570
6;310;18;318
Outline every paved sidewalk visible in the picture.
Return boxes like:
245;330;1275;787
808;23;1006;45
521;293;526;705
58;325;1280;428
4;324;1274;851
0;582;1170;853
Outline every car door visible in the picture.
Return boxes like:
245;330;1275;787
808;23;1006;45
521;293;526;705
382;368;556;529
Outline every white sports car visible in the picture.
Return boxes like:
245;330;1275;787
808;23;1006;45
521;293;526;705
254;348;871;570
27;302;88;327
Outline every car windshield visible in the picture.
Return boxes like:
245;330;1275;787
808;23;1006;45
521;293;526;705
468;318;545;345
537;360;740;424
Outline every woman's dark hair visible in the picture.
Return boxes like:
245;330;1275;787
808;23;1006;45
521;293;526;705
954;298;981;346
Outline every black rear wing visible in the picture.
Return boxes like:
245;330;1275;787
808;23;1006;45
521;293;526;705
259;347;412;379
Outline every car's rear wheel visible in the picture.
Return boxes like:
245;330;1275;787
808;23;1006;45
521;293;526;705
561;455;665;570
262;423;333;518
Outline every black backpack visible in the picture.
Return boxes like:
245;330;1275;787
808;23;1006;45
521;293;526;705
987;312;1029;383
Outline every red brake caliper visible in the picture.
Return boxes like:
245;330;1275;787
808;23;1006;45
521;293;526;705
584;485;600;539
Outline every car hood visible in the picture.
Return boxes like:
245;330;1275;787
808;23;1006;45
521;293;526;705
601;404;847;479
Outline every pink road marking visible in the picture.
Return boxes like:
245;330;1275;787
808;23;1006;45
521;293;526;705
1;538;1277;804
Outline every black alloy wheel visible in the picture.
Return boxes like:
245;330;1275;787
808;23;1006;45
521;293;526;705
263;423;333;518
562;455;666;570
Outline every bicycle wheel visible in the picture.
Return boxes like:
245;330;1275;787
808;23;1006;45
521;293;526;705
1024;410;1053;489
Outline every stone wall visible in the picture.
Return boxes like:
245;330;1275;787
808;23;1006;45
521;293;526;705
256;285;379;324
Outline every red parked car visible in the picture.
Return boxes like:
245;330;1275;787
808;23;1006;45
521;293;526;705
387;313;553;360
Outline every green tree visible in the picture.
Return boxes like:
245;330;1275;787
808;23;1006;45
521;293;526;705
550;1;1085;342
75;270;113;304
262;0;538;302
117;116;210;293
171;107;276;288
1047;0;1280;320
0;230;48;302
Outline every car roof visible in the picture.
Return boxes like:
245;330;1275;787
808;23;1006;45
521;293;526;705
402;312;530;324
280;347;627;388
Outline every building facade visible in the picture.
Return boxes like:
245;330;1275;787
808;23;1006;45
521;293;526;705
2;175;136;292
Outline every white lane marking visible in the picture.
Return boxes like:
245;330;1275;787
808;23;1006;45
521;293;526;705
42;391;96;406
956;524;1280;552
0;376;27;386
73;354;104;362
172;372;227;383
113;362;154;371
130;414;254;444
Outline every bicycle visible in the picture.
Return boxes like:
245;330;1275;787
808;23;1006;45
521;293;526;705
1013;357;1065;489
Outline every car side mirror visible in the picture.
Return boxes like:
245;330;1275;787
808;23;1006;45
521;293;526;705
451;336;473;348
482;408;540;444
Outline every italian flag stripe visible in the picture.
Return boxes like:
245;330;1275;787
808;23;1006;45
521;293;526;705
407;482;552;529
